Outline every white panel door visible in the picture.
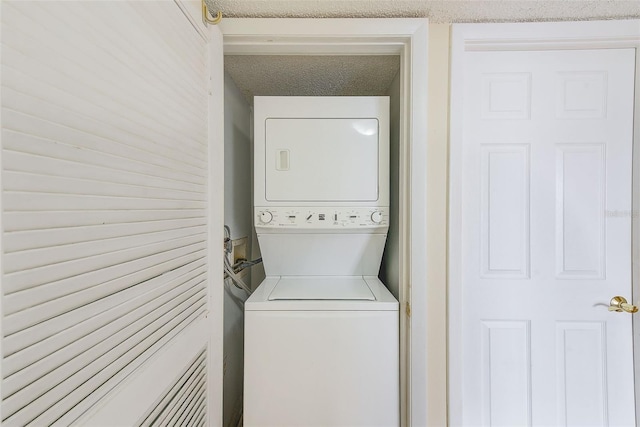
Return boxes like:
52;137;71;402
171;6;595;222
461;49;636;426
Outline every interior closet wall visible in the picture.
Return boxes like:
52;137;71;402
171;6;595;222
1;1;211;425
223;71;252;427
381;71;401;299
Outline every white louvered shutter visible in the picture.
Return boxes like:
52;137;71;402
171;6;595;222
1;1;212;425
139;350;209;426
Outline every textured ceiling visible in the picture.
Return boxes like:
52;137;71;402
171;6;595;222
218;0;639;104
208;0;640;23
225;56;401;103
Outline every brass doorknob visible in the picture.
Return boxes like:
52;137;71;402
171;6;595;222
608;296;638;313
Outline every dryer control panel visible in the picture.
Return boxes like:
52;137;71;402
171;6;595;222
255;207;389;229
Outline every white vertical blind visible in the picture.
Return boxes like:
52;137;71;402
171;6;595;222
1;1;210;425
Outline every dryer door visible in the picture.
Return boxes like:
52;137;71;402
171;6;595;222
265;118;379;202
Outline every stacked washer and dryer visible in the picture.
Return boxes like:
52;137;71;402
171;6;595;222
244;96;399;426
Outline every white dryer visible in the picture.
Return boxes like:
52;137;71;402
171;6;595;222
245;97;399;427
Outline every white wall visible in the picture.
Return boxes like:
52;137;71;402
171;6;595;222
223;71;252;427
224;73;253;241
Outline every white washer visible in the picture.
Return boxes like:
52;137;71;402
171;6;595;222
245;97;399;427
245;277;398;427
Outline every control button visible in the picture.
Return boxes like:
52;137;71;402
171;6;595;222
260;211;273;224
371;211;383;224
319;214;325;221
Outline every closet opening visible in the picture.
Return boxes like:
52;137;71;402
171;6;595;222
221;53;402;427
209;18;429;426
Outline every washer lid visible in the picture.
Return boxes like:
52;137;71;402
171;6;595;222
268;276;375;301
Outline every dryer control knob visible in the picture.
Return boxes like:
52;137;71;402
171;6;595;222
371;211;383;224
260;211;273;224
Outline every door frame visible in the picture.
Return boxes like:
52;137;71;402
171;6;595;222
448;20;640;427
213;18;429;427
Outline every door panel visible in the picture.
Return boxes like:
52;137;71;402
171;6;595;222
1;0;212;425
461;49;636;426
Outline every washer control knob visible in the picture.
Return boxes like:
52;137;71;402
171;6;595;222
371;211;383;224
260;211;273;224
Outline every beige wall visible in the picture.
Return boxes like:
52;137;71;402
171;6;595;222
426;23;451;427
